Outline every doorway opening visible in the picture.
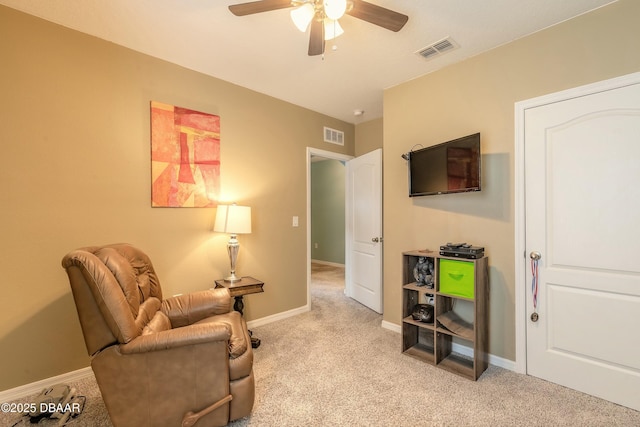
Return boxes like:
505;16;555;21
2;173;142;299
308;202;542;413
306;148;353;308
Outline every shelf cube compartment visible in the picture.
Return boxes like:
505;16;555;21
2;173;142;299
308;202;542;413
438;259;475;298
403;323;436;364
435;332;476;379
435;296;475;340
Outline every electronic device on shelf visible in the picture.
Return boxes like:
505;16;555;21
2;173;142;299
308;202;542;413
439;242;485;259
411;304;434;324
406;133;481;197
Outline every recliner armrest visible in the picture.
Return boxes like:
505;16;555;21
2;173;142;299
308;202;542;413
119;322;231;354
162;288;233;328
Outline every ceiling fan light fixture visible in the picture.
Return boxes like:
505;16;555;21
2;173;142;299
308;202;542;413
324;19;344;40
291;3;315;32
323;0;347;20
229;0;407;57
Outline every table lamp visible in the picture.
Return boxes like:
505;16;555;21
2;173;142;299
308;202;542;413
214;204;252;282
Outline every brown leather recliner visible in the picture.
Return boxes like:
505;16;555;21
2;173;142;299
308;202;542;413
62;243;254;427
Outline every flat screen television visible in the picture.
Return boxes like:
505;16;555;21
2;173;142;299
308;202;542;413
408;133;481;197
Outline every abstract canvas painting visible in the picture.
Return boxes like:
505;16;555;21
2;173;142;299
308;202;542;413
151;101;220;207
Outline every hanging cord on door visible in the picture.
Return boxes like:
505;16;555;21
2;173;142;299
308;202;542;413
529;251;541;322
530;257;539;310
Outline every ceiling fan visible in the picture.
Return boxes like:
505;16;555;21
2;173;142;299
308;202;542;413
228;0;409;56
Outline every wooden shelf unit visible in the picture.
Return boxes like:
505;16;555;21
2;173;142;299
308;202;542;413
401;250;489;380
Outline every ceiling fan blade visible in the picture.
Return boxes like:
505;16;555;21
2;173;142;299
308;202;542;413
228;0;293;16
308;18;325;56
347;0;408;32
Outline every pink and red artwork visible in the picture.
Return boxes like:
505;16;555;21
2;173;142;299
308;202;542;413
151;101;220;207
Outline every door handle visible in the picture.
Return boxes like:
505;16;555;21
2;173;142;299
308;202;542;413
372;237;383;243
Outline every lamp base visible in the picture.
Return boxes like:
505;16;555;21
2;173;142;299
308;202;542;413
224;235;242;283
224;274;242;283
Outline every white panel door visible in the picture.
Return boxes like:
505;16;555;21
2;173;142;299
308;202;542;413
346;149;382;313
524;79;640;410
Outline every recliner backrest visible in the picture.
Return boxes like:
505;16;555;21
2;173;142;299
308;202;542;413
62;244;168;355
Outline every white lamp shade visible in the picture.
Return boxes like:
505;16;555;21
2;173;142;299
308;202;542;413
214;205;252;234
291;3;315;32
324;19;344;40
324;0;347;20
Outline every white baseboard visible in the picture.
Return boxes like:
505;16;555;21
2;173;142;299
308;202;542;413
246;304;310;329
381;320;401;333
0;366;93;403
451;343;516;371
310;259;345;268
381;320;516;371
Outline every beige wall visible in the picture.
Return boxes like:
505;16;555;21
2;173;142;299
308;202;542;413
0;5;354;391
383;0;640;361
355;118;383;156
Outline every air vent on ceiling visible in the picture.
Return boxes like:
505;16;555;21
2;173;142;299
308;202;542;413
416;37;459;61
324;126;344;146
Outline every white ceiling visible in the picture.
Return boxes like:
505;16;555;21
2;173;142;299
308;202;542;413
1;0;616;123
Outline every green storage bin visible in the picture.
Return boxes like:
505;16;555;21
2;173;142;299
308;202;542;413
439;259;475;298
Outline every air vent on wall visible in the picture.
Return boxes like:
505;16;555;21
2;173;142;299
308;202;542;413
324;126;344;146
416;37;459;61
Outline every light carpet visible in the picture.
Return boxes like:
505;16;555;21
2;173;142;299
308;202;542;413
2;263;639;426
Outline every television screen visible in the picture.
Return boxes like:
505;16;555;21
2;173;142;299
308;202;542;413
408;133;481;197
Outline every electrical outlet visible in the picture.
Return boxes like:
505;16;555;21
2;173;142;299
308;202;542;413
314;243;318;249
